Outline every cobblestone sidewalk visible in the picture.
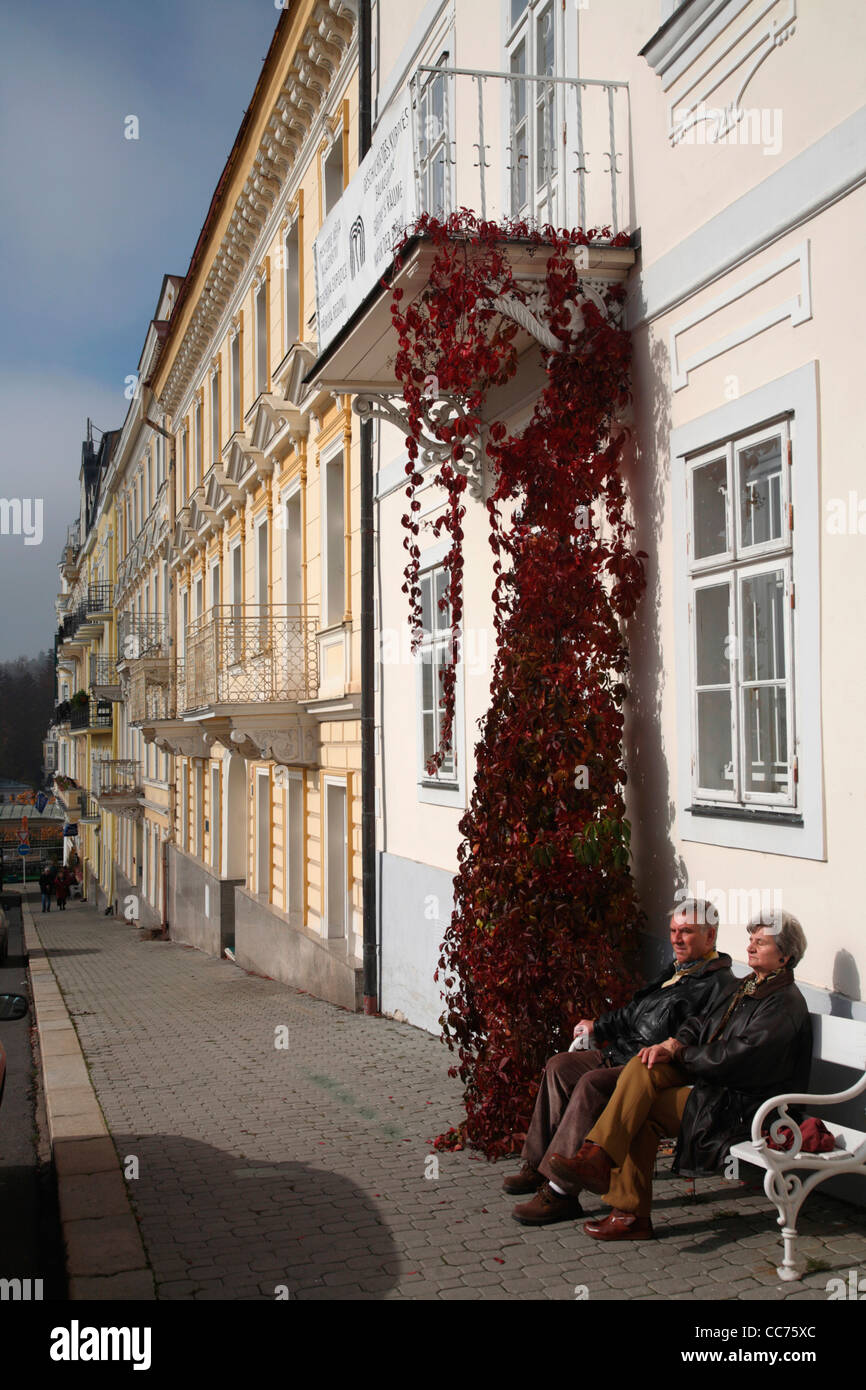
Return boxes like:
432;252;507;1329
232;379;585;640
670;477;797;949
30;895;866;1301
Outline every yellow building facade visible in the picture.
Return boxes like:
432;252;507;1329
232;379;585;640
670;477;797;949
145;1;364;1007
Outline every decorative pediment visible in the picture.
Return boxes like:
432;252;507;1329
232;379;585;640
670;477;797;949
244;394;283;455
222;434;259;488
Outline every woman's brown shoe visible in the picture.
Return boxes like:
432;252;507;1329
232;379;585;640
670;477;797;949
502;1162;544;1195
583;1209;654;1240
512;1182;583;1225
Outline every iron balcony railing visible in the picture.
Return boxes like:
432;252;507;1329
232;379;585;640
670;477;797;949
53;701;71;726
89;654;121;689
182;605;318;711
69;700;113;732
410;64;630;236
128;660;173;724
78;792;101;823
95;759;141;798
116;614;168;663
85;582;113;615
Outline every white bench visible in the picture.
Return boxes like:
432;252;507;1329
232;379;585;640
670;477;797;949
729;1012;866;1281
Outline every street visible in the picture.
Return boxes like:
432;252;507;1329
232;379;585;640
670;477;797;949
11;888;866;1301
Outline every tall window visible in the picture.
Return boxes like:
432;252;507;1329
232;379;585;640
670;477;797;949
231;542;243;663
323;452;345;627
687;419;794;809
284;222;300;349
194;399;203;488
210;765;221;873
210;561;221;611
210;370;220;463
506;0;560;222
181;427;189;502
255;280;268;396
322;133;344;217
231;332;241;434
416;57;450;218
419;565;457;784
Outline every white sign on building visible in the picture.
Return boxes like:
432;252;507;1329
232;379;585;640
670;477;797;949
314;89;417;353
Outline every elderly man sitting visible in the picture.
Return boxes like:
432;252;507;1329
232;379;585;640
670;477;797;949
547;911;812;1240
506;898;736;1224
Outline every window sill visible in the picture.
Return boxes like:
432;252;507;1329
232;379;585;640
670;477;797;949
687;804;803;828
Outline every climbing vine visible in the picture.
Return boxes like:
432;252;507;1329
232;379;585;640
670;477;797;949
390;212;647;1156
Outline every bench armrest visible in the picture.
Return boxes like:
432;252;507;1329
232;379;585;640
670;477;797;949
750;1070;866;1154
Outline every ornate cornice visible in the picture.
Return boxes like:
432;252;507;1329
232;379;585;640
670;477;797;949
158;0;357;420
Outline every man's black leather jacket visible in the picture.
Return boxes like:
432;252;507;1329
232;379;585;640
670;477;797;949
592;954;737;1066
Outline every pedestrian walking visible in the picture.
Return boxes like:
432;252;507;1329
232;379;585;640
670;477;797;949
39;863;55;912
54;866;70;911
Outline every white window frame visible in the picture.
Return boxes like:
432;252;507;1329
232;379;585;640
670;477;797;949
254;277;268;398
280;479;303;608
673;362;824;860
282;768;304;918
321;130;345;219
503;0;566;225
322;774;348;938
283;220;300;352
210;367;221;464
230;329;242;436
320;440;346;631
415;541;466;809
255;767;270;897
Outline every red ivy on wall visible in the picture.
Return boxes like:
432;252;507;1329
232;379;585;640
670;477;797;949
390;212;647;1157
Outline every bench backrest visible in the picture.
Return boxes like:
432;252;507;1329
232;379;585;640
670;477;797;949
810;1012;866;1071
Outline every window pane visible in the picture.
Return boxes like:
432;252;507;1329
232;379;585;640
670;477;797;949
537;6;555;75
741;570;785;682
743;686;788;795
421;648;433;710
695;584;729;686
510;0;529;27
422;711;436;763
697;690;733;790
692;456;728;560
434;568;449;630
739;434;783;548
420;574;433;635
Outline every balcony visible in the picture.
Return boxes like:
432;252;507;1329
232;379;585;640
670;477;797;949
410;64;630;237
78;792;101;824
89;654;122;700
182;605;318;711
69;699;113;734
52;701;71;728
95;760;142;814
116;614;168;666
128;658;173;725
60;521;81;580
310;65;634;399
76;583;114;637
53;778;83;817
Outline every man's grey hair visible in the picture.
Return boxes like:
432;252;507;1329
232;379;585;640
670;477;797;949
747;910;807;968
668;897;719;930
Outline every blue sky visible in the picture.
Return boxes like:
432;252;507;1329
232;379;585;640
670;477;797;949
0;0;282;660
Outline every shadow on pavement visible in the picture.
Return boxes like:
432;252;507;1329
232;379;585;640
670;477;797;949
113;1133;400;1301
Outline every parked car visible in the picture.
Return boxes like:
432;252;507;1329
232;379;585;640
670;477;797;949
0;994;29;1110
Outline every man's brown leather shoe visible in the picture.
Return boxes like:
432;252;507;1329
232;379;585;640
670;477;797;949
512;1182;583;1225
501;1162;544;1195
583;1209;654;1241
549;1141;613;1196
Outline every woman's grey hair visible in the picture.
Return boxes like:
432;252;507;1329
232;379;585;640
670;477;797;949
668;897;719;929
747;910;807;968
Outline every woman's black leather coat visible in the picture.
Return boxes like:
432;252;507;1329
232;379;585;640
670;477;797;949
672;968;812;1176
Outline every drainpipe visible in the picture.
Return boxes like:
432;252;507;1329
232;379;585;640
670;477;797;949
359;0;378;1014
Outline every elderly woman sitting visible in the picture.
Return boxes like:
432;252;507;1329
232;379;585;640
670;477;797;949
547;911;812;1240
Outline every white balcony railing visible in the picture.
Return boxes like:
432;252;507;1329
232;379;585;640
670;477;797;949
409;64;630;237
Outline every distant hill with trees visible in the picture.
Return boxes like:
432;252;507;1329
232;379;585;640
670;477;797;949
0;651;54;790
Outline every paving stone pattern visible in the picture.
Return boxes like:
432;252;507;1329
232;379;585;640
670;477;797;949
36;900;866;1301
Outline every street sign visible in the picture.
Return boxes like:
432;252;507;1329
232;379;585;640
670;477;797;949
18;844;31;855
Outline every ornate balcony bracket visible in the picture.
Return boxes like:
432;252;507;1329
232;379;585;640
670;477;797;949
354;392;485;500
228;715;319;766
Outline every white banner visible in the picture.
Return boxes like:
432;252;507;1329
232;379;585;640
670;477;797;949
314;89;418;353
